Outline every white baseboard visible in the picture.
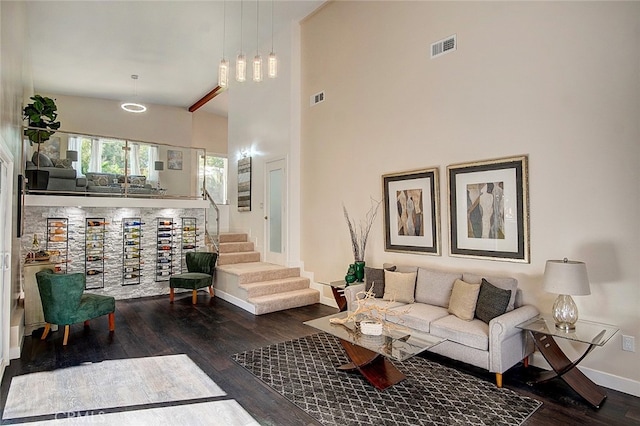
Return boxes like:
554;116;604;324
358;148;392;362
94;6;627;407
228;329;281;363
531;352;640;397
214;290;256;315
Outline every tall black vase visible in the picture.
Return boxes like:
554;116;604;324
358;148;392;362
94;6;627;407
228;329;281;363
354;261;365;282
25;169;49;190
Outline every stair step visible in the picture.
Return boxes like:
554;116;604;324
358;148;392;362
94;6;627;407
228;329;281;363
249;288;320;315
219;241;255;253
219;233;248;243
240;277;311;298
217;251;261;265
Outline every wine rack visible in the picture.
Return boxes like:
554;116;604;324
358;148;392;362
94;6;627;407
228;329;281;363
85;218;106;289
180;217;197;272
122;217;143;286
46;218;68;273
156;218;174;281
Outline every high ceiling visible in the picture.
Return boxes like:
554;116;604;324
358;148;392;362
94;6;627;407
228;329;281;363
25;1;324;117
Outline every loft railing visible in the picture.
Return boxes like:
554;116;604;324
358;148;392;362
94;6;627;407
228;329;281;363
204;189;220;253
22;127;206;199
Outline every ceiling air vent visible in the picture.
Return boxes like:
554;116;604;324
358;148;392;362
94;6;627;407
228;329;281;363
431;34;457;59
310;91;325;107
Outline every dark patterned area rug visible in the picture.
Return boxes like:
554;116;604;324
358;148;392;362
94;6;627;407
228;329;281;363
232;333;542;426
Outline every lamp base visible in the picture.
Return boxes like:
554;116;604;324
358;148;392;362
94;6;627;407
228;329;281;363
552;294;579;332
554;321;576;331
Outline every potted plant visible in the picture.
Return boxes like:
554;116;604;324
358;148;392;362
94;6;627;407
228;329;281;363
23;95;61;189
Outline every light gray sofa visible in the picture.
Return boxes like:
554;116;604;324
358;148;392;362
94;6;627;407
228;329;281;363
343;264;539;387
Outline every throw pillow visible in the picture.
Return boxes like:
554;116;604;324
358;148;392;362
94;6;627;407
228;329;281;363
130;175;146;185
364;265;396;298
383;270;417;303
475;278;512;324
31;152;53;168
462;273;518;311
52;158;72;169
448;279;481;321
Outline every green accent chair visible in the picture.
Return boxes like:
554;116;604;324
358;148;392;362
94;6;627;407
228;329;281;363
35;269;116;345
169;252;218;304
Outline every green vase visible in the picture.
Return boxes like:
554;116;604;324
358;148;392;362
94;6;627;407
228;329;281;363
345;264;357;285
354;261;365;282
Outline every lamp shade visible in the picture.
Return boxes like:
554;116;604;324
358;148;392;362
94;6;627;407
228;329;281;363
66;150;78;161
154;161;164;171
543;259;591;296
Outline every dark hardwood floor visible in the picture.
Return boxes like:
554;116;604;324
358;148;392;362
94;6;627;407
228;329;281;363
1;294;639;425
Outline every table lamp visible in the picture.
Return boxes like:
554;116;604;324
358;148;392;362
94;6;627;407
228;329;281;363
543;258;591;331
66;150;78;162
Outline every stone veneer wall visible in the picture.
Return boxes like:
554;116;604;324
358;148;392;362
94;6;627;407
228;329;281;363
21;206;206;300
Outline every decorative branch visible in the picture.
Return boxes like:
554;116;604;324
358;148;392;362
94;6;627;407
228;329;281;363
343;197;382;262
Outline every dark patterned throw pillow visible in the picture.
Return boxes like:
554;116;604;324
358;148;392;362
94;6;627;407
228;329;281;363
364;265;396;298
475;278;512;324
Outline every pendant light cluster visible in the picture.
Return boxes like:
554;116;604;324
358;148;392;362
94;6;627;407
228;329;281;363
218;0;277;88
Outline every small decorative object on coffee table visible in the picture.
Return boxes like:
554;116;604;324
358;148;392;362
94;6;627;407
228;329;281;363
517;315;618;408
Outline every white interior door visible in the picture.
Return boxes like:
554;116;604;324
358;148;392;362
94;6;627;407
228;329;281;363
0;146;14;374
265;158;286;265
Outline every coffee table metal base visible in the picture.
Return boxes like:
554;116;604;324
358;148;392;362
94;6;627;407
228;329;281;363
338;339;406;390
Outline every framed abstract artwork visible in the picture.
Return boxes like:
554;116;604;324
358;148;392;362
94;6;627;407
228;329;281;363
167;150;183;170
447;155;530;263
238;156;251;212
382;167;440;255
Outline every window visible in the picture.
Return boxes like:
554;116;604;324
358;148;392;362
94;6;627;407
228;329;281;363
72;137;153;177
205;154;228;204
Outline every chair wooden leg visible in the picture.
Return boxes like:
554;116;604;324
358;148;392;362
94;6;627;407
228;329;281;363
84;320;90;327
192;290;197;304
208;286;214;297
523;356;529;368
496;373;503;388
169;288;175;303
63;325;70;346
108;312;115;332
41;323;51;340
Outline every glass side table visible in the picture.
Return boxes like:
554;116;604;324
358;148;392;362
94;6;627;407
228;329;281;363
318;280;349;312
517;315;619;408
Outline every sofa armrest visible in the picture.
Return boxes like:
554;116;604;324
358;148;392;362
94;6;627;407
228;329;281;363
488;304;539;374
343;283;366;311
489;305;539;343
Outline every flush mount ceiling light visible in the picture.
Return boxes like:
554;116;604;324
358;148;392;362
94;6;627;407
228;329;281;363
121;75;147;113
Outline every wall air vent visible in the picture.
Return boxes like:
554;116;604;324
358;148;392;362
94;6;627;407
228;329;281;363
310;91;325;106
431;34;457;59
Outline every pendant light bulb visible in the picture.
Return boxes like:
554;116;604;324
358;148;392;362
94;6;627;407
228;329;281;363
253;54;263;82
268;52;277;78
219;59;229;87
236;53;246;82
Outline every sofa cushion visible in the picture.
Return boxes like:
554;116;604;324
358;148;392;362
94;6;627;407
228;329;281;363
462;273;518;311
86;172;114;186
475;278;512;324
448;279;481;321
52;158;73;169
365;265;396;298
386;303;449;333
430;315;489;351
415;268;462;308
383;270;417;303
32;152;53;167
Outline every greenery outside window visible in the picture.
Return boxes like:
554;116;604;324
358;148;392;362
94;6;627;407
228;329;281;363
205;154;228;205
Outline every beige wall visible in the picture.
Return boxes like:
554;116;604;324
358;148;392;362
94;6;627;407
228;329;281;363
192;109;227;155
301;2;640;392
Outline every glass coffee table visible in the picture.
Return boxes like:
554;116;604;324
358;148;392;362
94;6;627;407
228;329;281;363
304;312;444;390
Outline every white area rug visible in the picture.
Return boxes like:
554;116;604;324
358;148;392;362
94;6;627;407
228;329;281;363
27;401;260;426
2;354;227;420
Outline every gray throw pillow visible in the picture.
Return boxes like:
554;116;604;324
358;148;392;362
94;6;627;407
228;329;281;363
475;278;512;324
364;265;396;298
32;152;53;167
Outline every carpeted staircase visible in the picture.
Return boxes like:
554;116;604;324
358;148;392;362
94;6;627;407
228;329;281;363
215;233;319;315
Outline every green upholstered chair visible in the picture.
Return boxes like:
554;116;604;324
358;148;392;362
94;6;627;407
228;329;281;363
35;269;115;345
169;252;218;304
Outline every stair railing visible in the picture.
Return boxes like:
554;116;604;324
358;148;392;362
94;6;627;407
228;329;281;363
203;189;220;253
